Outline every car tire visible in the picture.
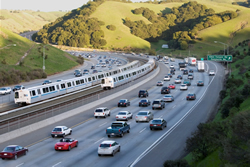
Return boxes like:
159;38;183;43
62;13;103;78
108;135;110;138
152;108;154;110
2;158;5;160
98;154;101;156
24;150;27;155
118;146;120;152
108;112;110;116
161;127;163;130
104;115;106;118
62;134;65;138
51;135;55;138
14;155;17;160
95;116;97;118
68;146;71;151
127;129;130;133
69;131;72;135
150;128;152;130
120;132;124;137
111;151;115;156
75;142;78;147
136;121;138;123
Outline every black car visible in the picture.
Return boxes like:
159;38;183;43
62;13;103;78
91;66;95;69
75;72;82;77
161;87;171;94
167;73;172;78
138;90;149;97
183;70;188;75
42;80;52;85
186;93;196;100
177;75;183;79
150;118;167;130
118;99;130;107
189;69;194;73
197;80;204;86
93;70;98;73
170;69;175;75
139;99;151;107
13;85;25;92
152;99;165;110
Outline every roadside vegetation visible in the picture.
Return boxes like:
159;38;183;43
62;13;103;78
163;39;250;167
0;27;80;87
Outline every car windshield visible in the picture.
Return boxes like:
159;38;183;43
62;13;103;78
153;101;160;104
53;128;62;131
164;95;171;98
95;109;103;112
141;100;147;102
14;86;21;88
198;81;203;83
139;91;145;93
119;100;126;102
3;147;15;152
0;88;6;90
118;112;126;115
137;112;147;115
188;94;194;96
60;138;71;142
210;70;214;72
158;81;162;83
181;84;186;87
100;144;111;148
152;120;162;123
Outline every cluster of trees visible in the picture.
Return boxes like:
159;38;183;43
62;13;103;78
0;69;47;86
32;0;107;49
124;1;238;50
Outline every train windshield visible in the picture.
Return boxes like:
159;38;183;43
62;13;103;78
14;92;19;98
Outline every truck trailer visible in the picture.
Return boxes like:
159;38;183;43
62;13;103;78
188;57;197;66
197;61;205;72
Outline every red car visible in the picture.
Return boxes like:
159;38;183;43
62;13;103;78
54;138;78;151
0;145;28;160
168;84;176;89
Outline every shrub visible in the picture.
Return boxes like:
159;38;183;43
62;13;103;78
106;25;116;31
219;90;227;100
164;159;190;167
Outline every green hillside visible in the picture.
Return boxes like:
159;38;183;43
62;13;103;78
0;27;79;86
0;10;66;33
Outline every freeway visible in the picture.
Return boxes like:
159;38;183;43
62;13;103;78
0;59;225;167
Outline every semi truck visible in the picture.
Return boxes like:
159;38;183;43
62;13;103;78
188;57;197;66
197;61;205;72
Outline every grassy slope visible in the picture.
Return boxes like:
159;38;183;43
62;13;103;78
0;10;66;33
0;27;78;75
90;1;181;49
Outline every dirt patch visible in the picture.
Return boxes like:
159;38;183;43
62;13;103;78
63;53;75;61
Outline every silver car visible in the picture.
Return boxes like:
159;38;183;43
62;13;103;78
0;87;11;95
163;95;174;102
98;140;120;156
116;111;133;121
135;111;154;123
180;84;188;90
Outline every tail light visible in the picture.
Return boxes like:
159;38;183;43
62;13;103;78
136;116;138;118
106;129;107;132
123;117;126;118
110;144;112;147
157;124;161;126
144;116;147;118
99;144;101;147
150;124;153;126
116;116;118;118
119;129;120;132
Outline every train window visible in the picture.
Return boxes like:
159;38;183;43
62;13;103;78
142;69;144;72
67;82;72;87
32;90;36;96
37;89;41;94
61;84;66;89
133;72;136;75
124;68;127;71
76;80;80;85
126;74;128;78
109;72;111;76
72;82;75;86
113;78;116;82
98;75;101;79
92;77;95;81
56;85;59;90
129;73;131;77
80;79;84;84
88;77;91;82
42;87;49;93
49;86;53;91
85;78;87;83
101;74;104;78
114;71;117;74
106;73;109;76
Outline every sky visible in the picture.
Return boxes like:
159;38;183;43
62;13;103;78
0;0;143;12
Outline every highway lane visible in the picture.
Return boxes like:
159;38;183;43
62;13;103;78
0;60;224;167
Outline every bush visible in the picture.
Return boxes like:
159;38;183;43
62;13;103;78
164;159;190;167
219;90;227;100
106;25;116;31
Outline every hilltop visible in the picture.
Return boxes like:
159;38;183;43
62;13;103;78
0;10;66;33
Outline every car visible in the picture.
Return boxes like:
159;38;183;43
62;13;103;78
75;72;82;77
168;73;173;78
91;66;95;69
170;69;175;74
94;107;111;118
168;84;176;89
161;87;171;94
164;75;170;81
51;126;72;138
186;93;196;100
138;90;149;97
96;64;101;67
152;99;165;110
164;61;169;64
93;70;98;73
116;111;133;121
118;99;130;107
156;81;164;86
175;78;181;84
56;79;63;82
42;80;52;85
83;69;89;74
135;111;154;122
180;84;188;90
150;118;167;130
177;75;183;79
188;73;194;80
74;69;81;75
139;99;151;107
98;140;120;156
12;85;25;92
197;80;204;86
189;69;194;73
183;70;188;75
163;94;174;102
0;145;28;160
0;87;11;95
170;58;175;62
170;66;175;71
209;70;215;76
54;138;78;151
106;122;130;137
183;79;191;86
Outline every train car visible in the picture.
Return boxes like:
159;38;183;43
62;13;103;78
101;58;155;90
14;60;140;106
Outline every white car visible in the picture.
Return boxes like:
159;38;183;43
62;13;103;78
164;61;169;64
0;87;11;95
180;84;188;90
51;126;72;138
175;78;181;84
170;65;174;68
164;76;170;81
209;70;215;76
116;111;133;121
98;140;120;156
163;94;174;102
94;107;111;118
96;64;101;67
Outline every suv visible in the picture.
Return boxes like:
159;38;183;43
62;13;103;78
138;90;148;97
0;87;11;95
170;69;175;75
183;79;191;86
51;126;72;138
94;107;111;118
152;99;165;110
161;87;171;94
209;70;215;76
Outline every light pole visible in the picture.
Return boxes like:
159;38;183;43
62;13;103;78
43;44;48;72
214;41;229;55
0;44;16;50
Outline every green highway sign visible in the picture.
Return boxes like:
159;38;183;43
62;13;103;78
201;58;204;61
207;55;232;62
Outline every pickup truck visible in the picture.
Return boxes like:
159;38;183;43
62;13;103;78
106;122;130;138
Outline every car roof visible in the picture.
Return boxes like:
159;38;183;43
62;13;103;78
138;111;149;113
54;126;66;128
101;140;115;144
152;118;163;121
96;107;107;109
6;145;19;147
181;84;187;86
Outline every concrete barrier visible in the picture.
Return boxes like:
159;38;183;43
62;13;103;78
0;67;159;143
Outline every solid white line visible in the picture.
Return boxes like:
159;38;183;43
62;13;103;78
172;105;176;108
94;137;104;144
160;115;163;118
16;163;24;167
98;122;107;127
52;162;61;167
139;128;146;133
